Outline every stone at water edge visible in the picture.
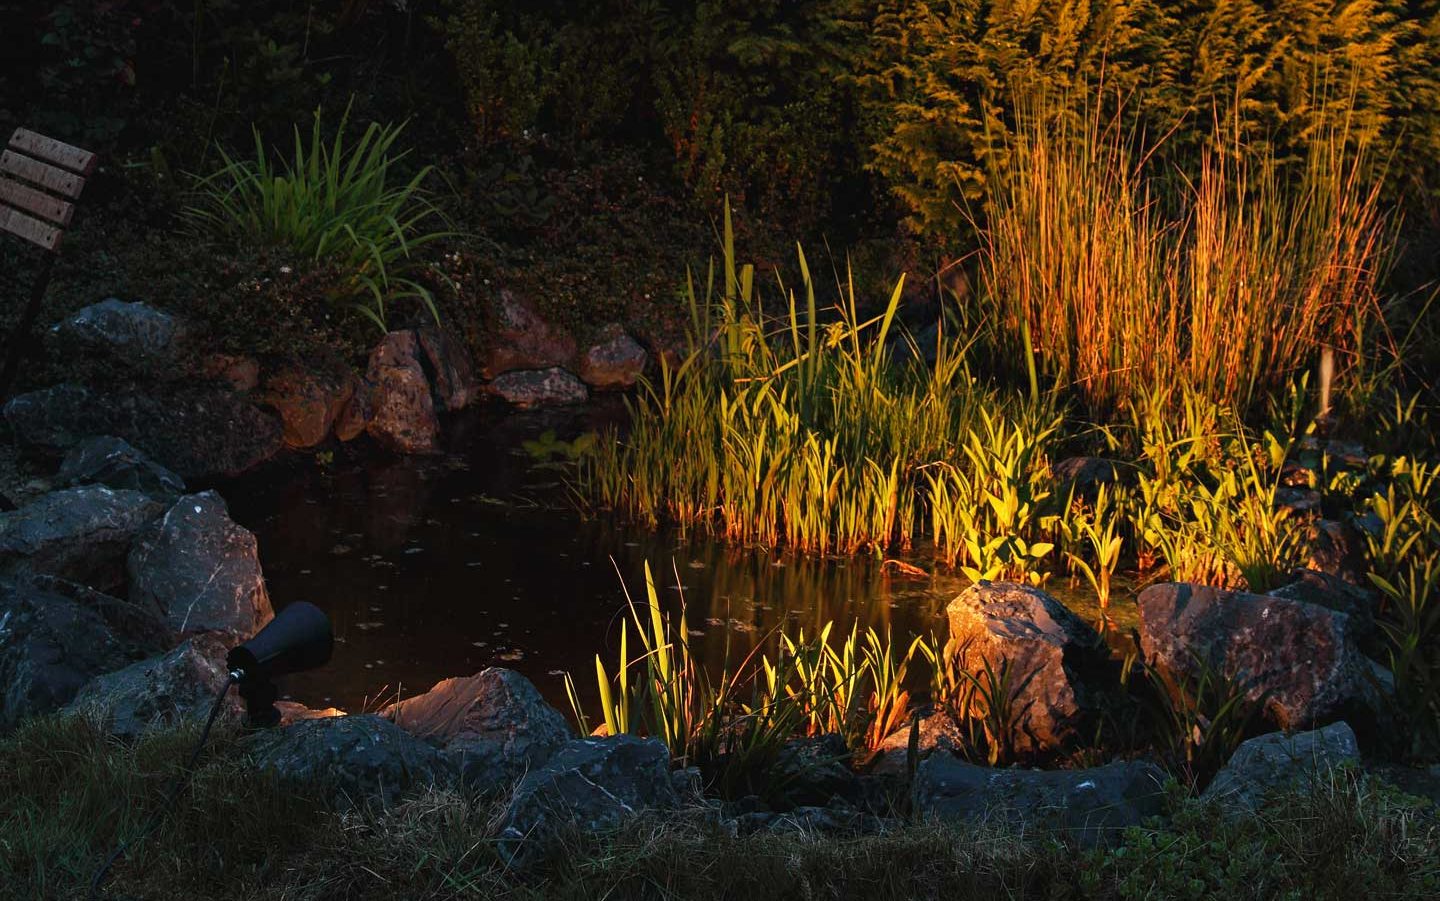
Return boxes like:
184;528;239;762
577;324;648;390
365;330;440;454
49;298;183;365
487;367;588;408
246;714;454;809
944;581;1110;756
419;326;479;412
0;577;140;730
479;289;578;379
1051;456;1126;501
913;756;1169;845
256;365;357;449
498;734;679;862
0;486;165;592
1202;722;1360;814
382;668;573;795
68;632;243;738
1137;583;1390;735
56;436;186;498
127;491;274;637
869;706;969;777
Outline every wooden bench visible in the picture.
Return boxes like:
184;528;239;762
0;127;98;397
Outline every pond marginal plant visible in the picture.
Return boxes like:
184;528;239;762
187;102;453;333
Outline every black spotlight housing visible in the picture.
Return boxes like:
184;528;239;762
226;601;333;727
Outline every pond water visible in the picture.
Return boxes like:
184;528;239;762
224;403;1139;716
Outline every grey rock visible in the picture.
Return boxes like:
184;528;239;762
1202;722;1360;813
4;383;282;479
127;491;273;637
383;668;572;794
0;486;164;591
69;632;241;738
499;735;679;860
366;331;439;454
914;756;1168;845
56;436;185;498
488;367;588;408
419;326;479;412
50;299;181;364
247;714;453;808
1053;457;1125;500
0;577;138;729
578;325;648;390
774;734;857;808
735;806;894;835
945;581;1108;756
1137;582;1389;734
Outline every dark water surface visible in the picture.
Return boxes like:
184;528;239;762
225;403;1135;715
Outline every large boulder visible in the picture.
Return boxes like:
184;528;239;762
246;714;453;808
577;324;647;390
69;632;242;738
127;491;273;637
914;756;1168;845
0;577;140;729
383;668;572;794
1137;583;1389;734
365;331;439;454
480;290;577;379
1052;457;1125;501
487;367;588;408
256;365;356;449
944;582;1108;756
49;298;182;365
870;707;968;777
1268;569;1380;657
3;383;282;479
1202;722;1360;813
499;735;679;860
419;326;479;412
0;486;164;591
55;436;185;498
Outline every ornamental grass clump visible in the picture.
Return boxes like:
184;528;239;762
187;105;451;333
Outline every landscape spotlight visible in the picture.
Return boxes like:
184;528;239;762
226;601;334;728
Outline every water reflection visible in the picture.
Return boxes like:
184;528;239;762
225;405;1138;714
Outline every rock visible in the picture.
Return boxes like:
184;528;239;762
5;383;282;479
913;756;1168;845
480;290;577;379
50;298;182;364
29;574;171;654
1275;487;1323;516
0;486;164;591
68;632;242;738
735;805;893;835
256;366;356;449
577;324;647;390
127;491;273;637
334;380;374;442
200;354;260;393
246;714;452;808
365;331;439;454
499;735;679;859
772;734;858;808
1137;583;1389;734
1269;569;1380;656
1053;457;1125;500
275;700;346;726
945;582;1108;756
1304;518;1365;582
487;367;588;408
1202;722;1360;813
0;577;139;729
870;707;968;777
55;436;185;498
418;327;479;412
383;668;572;794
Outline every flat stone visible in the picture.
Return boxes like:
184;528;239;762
487;367;588;408
383;668;572;794
1202;722;1360;813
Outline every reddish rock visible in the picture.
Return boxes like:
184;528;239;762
944;582;1107;756
334;381;373;442
578;324;648;390
257;366;356;449
201;354;260;393
1137;582;1389;734
419;326;479;411
480;290;577;378
487;367;588;408
365;331;439;454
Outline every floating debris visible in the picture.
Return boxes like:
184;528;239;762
354;622;384;631
330;544;353;556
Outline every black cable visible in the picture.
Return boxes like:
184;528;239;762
88;672;239;900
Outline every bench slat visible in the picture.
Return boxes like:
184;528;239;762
0;205;63;252
8;129;97;175
0;150;85;200
0;176;74;226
